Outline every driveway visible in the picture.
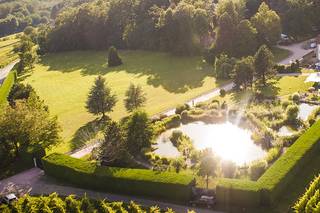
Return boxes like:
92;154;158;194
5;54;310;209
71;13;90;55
277;40;315;65
0;60;19;85
0;168;222;213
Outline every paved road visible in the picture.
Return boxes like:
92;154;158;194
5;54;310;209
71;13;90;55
0;168;222;213
277;40;315;65
0;60;19;85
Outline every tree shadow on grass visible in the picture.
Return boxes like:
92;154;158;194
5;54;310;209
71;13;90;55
40;50;222;94
70;117;109;151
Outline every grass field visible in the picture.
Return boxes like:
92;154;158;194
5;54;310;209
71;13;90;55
0;34;20;68
271;47;292;63
23;50;224;153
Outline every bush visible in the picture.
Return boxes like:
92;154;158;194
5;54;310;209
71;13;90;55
292;93;300;103
108;46;122;67
249;160;268;181
293;174;320;212
220;89;226;97
175;104;190;115
42;153;194;202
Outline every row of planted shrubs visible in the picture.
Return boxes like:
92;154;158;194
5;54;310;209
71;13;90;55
216;120;320;206
293;174;320;212
0;193;194;213
42;153;194;203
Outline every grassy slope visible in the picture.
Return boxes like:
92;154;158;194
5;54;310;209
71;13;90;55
23;50;224;153
0;71;15;108
0;34;19;68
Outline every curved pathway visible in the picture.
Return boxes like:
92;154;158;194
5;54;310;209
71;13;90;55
0;60;19;85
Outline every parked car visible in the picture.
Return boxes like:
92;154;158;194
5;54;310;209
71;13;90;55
190;195;216;209
0;194;18;205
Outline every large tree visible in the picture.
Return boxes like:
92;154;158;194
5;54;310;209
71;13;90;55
125;110;154;157
234;19;258;57
251;2;281;45
254;45;275;86
124;84;147;112
232;56;255;89
17;35;38;74
0;94;61;159
7;83;35;107
86;75;117;118
198;149;220;190
214;54;236;79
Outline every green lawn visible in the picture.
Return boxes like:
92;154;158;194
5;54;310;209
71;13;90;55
23;50;224;153
0;34;20;68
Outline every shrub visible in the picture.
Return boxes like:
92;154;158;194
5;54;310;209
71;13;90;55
292;93;300;103
220;89;226;97
42;153;194;202
108;46;122;67
175;104;190;115
249;160;268;181
293;174;320;212
285;104;299;125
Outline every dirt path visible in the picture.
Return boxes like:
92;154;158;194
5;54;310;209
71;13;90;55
0;168;221;213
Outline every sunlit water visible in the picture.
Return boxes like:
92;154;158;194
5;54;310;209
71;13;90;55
298;103;318;121
155;121;266;165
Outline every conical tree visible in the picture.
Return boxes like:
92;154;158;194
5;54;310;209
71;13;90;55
108;46;123;67
124;84;147;112
254;45;275;86
86;75;117;118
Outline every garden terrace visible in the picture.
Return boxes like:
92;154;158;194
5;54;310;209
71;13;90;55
42;153;194;203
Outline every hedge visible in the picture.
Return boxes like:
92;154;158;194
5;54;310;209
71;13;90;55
216;120;320;206
42;153;194;202
0;71;16;107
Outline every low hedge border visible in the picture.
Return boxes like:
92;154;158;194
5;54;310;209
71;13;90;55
216;120;320;206
42;153;194;203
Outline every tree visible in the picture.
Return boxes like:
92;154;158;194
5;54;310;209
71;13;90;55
98;121;131;167
0;94;61;159
124;84;147;112
198;149;220;189
86;75;117;118
125;110;154;157
232;56;255;89
214;54;236;79
251;2;281;45
254;45;275;86
17;35;38;73
7;83;35;107
108;46;123;67
234;19;258;57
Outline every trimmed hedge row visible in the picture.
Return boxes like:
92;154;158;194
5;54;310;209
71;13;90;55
0;71;16;106
42;153;194;202
216;120;320;206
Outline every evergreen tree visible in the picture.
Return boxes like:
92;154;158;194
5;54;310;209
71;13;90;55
234;19;258;57
108;46;123;67
125;110;154;157
124;84;147;112
86;75;117;118
254;45;275;86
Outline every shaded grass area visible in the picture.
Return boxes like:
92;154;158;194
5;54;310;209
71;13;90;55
23;50;224;153
0;34;19;68
271;47;292;63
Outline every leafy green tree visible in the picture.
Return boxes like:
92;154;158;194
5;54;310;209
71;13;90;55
108;46;123;67
221;160;237;178
232;56;255;89
8;83;35;107
17;35;38;73
214;54;236;79
125;110;154;157
234;19;258;57
124;84;147;112
251;2;281;45
198;149;220;189
0;94;61;159
254;45;275;86
86;75;117;118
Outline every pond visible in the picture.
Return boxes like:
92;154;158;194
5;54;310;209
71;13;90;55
154;121;266;165
298;103;318;121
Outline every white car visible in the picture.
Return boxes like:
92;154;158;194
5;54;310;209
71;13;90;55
0;194;18;205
